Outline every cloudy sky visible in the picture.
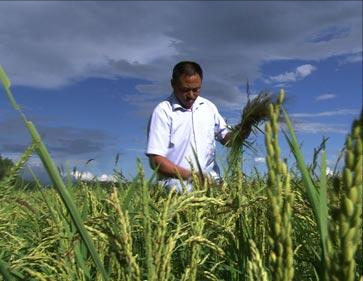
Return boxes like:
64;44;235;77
0;1;361;182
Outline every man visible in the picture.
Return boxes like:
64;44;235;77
146;61;247;192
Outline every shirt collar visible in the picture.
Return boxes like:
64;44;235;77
169;93;204;112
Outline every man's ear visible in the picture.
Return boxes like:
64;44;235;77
171;78;175;88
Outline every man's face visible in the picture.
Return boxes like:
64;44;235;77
171;74;202;109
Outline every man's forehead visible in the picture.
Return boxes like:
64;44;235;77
177;74;202;83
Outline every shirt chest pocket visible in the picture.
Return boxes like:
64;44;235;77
169;115;192;148
194;113;215;142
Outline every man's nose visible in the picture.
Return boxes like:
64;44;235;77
186;90;196;98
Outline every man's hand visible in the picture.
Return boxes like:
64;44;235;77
236;123;253;140
221;123;253;147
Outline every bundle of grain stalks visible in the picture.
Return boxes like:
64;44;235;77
227;91;279;167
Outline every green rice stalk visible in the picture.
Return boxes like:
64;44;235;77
265;90;294;281
27;166;61;233
154;190;175;280
153;192;188;281
121;175;142;211
0;257;14;281
23;268;48;281
247;239;268;281
162;228;188;281
309;137;329;179
0;142;38;195
282;103;330;278
225;156;252;281
71;188;93;281
227;91;275;169
168;190;224;215
184;236;225;257
0;65;108;281
138;160;156;281
203;270;219;281
327;110;362;281
181;204;205;281
108;187;141;280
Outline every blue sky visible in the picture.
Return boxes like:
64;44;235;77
0;1;361;182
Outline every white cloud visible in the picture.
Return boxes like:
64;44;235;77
254;157;266;163
70;170;116;182
290;109;358;118
315;94;336;101
71;170;95;181
0;2;180;89
0;1;360;104
326;166;334;176
267;64;317;84
268;71;297;83
293;122;348;134
98;174;117;182
340;51;363;64
307;25;350;43
296;64;317;78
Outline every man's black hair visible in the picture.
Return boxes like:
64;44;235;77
172;61;203;81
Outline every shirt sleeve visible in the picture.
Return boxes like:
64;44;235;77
213;106;230;143
146;105;171;157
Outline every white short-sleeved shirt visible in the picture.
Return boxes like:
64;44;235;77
146;94;230;190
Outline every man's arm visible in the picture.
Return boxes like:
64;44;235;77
149;154;191;180
213;103;252;147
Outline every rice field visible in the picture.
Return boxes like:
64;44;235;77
0;66;362;281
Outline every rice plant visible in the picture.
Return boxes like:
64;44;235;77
265;90;294;281
0;65;108;281
227;90;275;171
0;64;362;281
325;110;362;281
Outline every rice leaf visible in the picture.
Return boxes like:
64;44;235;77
0;257;14;281
0;65;10;89
319;149;329;257
0;65;108;281
282;107;329;267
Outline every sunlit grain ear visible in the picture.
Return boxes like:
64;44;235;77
265;92;294;280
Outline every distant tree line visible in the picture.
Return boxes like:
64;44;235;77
0;155;14;181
